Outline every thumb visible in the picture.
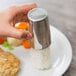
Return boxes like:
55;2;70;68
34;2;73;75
7;26;32;39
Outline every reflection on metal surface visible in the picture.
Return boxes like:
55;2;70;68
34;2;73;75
28;8;51;50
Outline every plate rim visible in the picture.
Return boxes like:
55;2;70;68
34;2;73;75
51;25;72;76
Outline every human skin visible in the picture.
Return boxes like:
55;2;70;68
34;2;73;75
0;3;37;39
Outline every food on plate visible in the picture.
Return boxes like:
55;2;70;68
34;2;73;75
7;45;14;50
15;22;29;30
2;41;9;47
23;40;31;49
30;46;51;70
0;37;7;44
0;48;20;76
0;48;4;52
7;37;22;46
2;41;14;50
0;38;4;44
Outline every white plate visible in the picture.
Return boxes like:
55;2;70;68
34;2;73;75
0;25;72;76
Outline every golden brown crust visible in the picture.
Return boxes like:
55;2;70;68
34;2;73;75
0;49;20;76
0;48;4;52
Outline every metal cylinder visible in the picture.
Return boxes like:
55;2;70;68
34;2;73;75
28;8;51;50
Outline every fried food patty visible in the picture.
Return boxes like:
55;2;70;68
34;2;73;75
0;48;20;76
0;48;4;52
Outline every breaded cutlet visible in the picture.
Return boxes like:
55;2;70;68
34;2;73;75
0;48;20;76
0;48;4;52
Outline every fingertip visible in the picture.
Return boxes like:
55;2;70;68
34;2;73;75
27;32;32;39
19;3;37;12
33;3;37;8
17;30;32;39
23;31;32;39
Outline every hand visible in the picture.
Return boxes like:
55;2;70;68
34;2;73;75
0;3;37;39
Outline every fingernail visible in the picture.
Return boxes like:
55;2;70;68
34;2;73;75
27;33;32;39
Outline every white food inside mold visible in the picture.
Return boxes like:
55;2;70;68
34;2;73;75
30;46;51;70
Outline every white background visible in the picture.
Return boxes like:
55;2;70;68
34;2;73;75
0;0;40;10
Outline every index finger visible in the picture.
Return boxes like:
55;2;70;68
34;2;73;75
7;3;37;19
16;3;37;14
